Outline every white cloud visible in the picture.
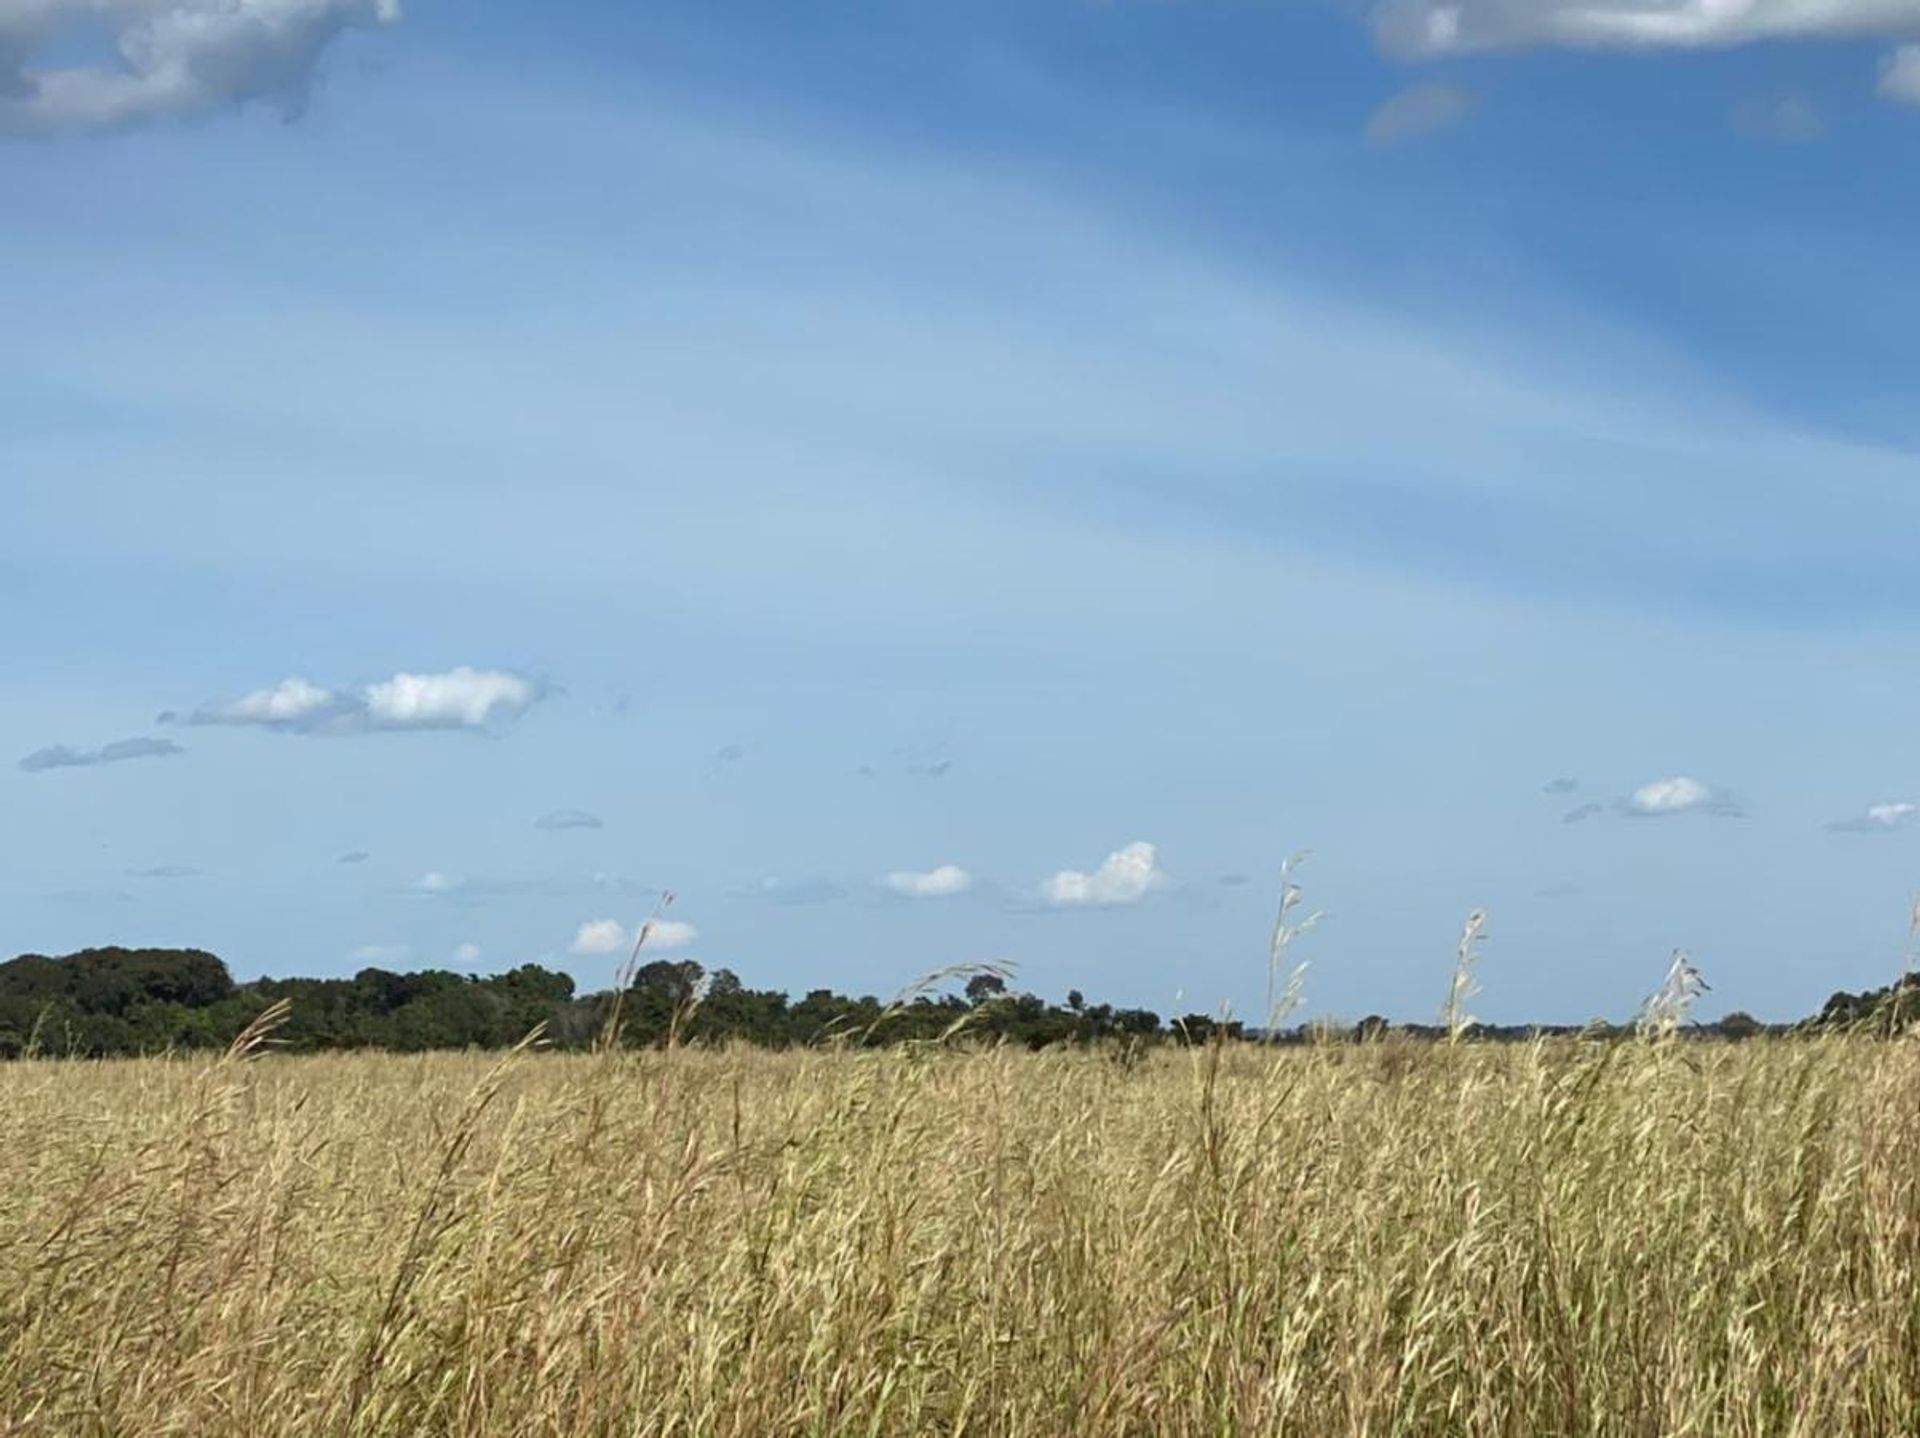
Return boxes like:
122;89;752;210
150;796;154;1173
453;942;481;965
883;864;974;898
1880;43;1920;102
569;919;627;956
647;919;698;951
182;666;544;734
349;943;409;963
1623;775;1739;817
363;667;540;730
1043;841;1164;907
410;871;460;894
1366;81;1477;144
218;676;339;725
0;0;400;138
1373;0;1920;58
568;917;697;956
1827;800;1920;833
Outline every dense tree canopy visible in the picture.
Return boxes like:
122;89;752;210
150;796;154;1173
0;946;1879;1060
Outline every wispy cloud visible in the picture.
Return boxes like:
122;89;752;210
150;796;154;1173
744;876;846;906
407;870;656;901
1366;81;1476;144
535;809;604;831
18;736;184;772
1736;95;1826;141
1043;841;1164;907
1371;1;1920;106
1826;801;1920;834
883;864;974;899
1562;802;1605;825
1544;777;1580;795
125;865;200;879
1373;0;1920;57
349;943;411;964
176;667;545;736
0;0;400;139
1880;44;1920;103
569;917;697;956
337;850;371;865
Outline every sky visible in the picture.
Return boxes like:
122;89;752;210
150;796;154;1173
8;0;1920;1026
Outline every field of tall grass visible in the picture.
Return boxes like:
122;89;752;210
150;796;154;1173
4;1024;1920;1436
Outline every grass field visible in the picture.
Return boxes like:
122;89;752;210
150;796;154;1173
3;1030;1918;1436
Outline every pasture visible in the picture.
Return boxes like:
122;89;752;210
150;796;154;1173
2;1032;1916;1435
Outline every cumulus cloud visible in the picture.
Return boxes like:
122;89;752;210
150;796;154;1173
1366;81;1476;143
18;736;184;772
0;0;400;138
1621;775;1741;818
535;809;604;831
1826;801;1920;833
569;917;697;956
568;919;627;957
180;667;544;735
883;864;974;899
1043;841;1164;907
1372;0;1920;58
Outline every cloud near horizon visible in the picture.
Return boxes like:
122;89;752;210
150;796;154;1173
569;917;697;956
177;667;545;735
883;864;974;898
18;736;184;772
0;0;400;138
1043;841;1164;907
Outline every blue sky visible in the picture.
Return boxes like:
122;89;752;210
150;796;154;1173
8;0;1920;1024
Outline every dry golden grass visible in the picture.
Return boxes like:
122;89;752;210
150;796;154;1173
3;1033;1920;1435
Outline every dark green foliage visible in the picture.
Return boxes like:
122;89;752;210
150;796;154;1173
3;944;1856;1061
0;947;1161;1058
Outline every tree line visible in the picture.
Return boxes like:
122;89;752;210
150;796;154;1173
0;946;1901;1059
0;948;1226;1059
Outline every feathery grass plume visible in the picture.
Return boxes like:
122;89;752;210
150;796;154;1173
1881;896;1920;1036
1638;948;1710;1039
852;958;1016;1048
1265;851;1322;1038
596;888;675;1052
1441;908;1487;1043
